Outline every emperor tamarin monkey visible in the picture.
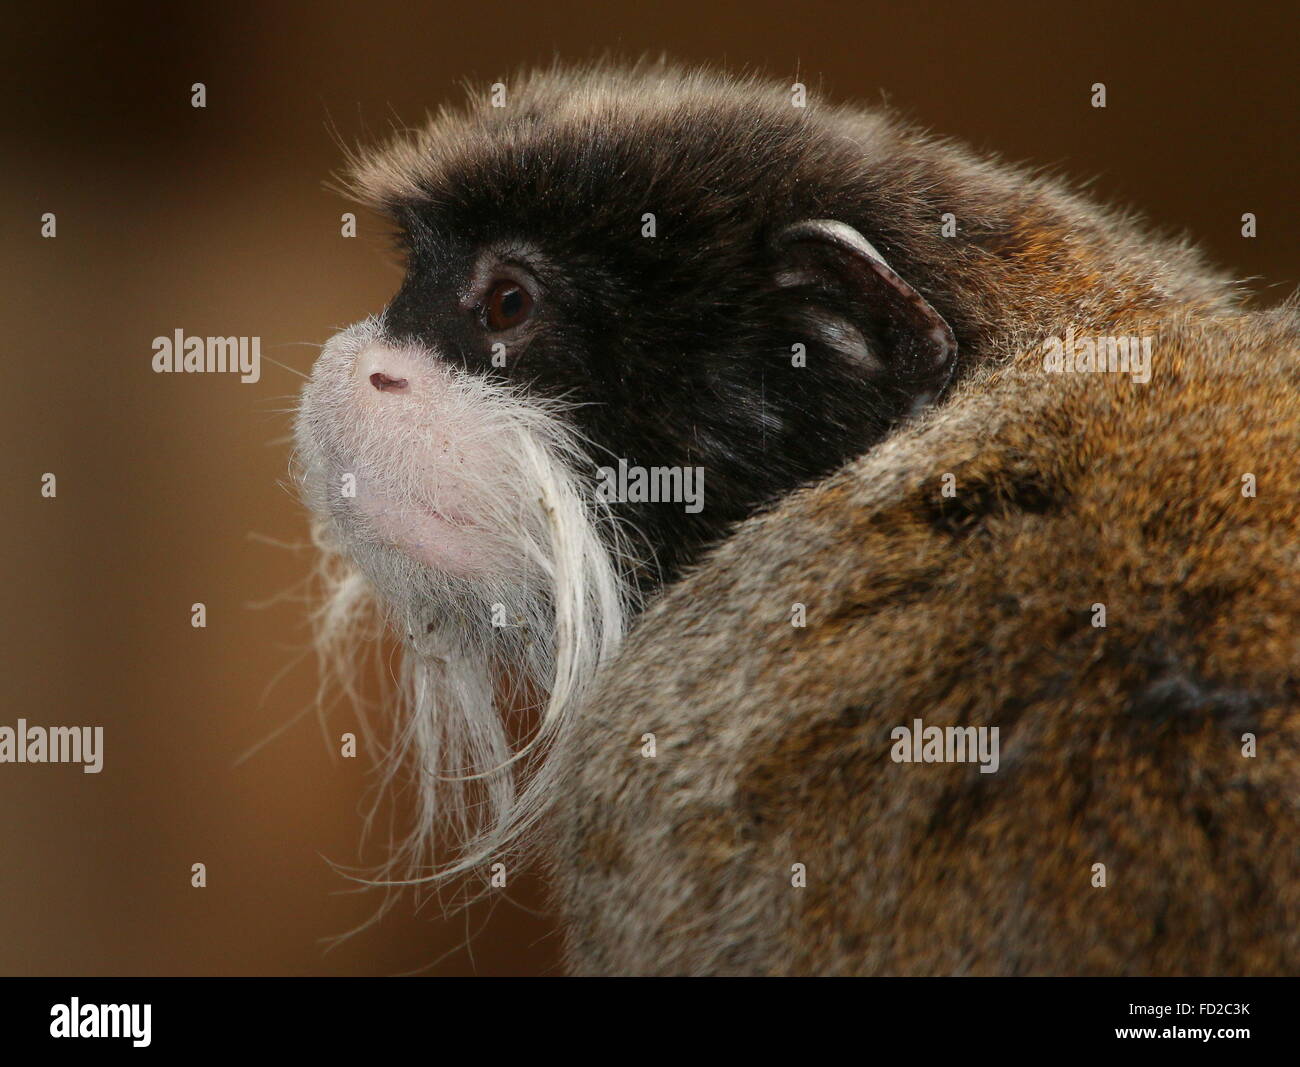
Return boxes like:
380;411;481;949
295;62;1298;974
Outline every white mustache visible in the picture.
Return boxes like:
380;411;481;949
294;318;639;893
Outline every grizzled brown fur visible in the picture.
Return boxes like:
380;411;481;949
553;301;1299;975
540;70;1298;975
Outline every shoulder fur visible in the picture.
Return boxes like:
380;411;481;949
552;301;1300;975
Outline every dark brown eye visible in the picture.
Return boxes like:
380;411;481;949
483;280;534;331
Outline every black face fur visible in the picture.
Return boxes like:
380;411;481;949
363;74;961;589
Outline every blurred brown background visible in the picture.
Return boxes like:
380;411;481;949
1;1;1294;976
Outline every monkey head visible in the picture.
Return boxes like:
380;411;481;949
293;64;956;879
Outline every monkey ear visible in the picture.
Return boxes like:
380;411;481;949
773;219;957;404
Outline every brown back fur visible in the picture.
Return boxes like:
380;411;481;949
551;294;1299;975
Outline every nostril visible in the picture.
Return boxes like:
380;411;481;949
370;371;409;392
